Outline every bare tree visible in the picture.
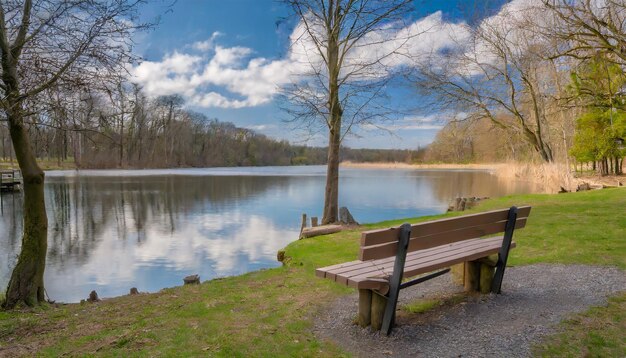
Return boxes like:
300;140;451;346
282;0;415;224
544;0;626;63
0;0;149;308
414;4;559;162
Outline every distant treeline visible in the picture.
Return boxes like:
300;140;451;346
0;93;422;168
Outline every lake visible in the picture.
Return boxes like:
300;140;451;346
0;166;539;302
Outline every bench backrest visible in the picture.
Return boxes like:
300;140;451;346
359;206;531;260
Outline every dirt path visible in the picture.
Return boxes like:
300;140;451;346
314;264;626;357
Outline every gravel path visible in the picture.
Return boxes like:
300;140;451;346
314;264;626;357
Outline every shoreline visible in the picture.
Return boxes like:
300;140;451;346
340;161;499;170
340;161;624;192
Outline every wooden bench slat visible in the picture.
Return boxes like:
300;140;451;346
359;217;527;261
402;242;515;280
328;237;503;283
317;238;484;280
349;240;516;290
343;237;505;286
360;206;531;247
347;239;499;288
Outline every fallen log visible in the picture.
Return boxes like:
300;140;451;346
300;224;342;239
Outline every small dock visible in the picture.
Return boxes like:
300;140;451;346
1;169;22;192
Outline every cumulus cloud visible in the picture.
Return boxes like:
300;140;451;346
130;3;535;110
192;31;223;51
132;45;291;108
452;0;549;76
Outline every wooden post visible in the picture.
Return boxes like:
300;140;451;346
358;289;372;327
300;213;307;233
464;261;480;292
0;173;3;214
479;263;495;294
311;217;318;227
450;263;465;285
371;292;387;331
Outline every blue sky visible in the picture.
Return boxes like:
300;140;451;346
133;0;509;149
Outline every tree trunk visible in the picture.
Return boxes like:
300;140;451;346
322;7;343;225
322;13;342;225
3;111;48;308
322;124;340;224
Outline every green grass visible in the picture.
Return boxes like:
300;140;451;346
0;188;624;356
533;293;626;357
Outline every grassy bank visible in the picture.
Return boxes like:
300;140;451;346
0;189;624;356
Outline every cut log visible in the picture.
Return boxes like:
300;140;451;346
300;225;342;239
300;213;307;232
371;292;387;331
464;261;480;292
358;289;372;327
184;274;200;285
479;263;495;294
311;217;318;227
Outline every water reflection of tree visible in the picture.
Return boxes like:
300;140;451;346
426;171;535;201
33;176;291;267
0;193;23;284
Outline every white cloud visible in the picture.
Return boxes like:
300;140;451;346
245;124;276;131
130;3;537;110
192;31;223;51
360;115;444;132
451;0;551;76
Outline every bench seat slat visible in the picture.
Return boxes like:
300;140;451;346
317;236;514;291
334;237;503;284
316;238;485;280
349;240;516;291
360;206;531;247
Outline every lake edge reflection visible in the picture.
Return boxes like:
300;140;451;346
1;166;540;302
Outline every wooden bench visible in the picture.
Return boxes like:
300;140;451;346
316;206;531;335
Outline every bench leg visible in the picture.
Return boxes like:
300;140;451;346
371;292;387;330
358;289;372;327
464;261;480;292
381;223;412;335
450;262;465;285
491;206;518;294
479;263;495;294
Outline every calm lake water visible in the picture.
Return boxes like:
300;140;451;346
0;166;538;302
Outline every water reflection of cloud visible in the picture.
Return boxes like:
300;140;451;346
44;209;297;301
